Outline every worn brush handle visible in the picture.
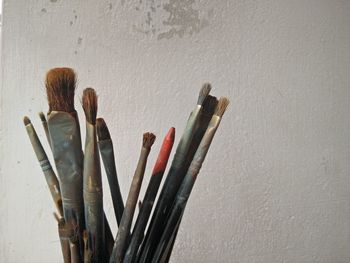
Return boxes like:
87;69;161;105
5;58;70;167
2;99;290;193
25;122;63;217
47;111;84;242
84;122;105;263
138;107;202;263
110;147;151;263
98;139;124;225
124;128;175;263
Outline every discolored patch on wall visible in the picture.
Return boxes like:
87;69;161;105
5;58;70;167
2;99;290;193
131;0;213;40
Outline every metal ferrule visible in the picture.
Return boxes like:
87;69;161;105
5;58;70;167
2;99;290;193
83;121;104;263
47;111;84;219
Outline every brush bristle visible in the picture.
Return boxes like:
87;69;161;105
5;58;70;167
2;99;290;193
23;116;31;125
46;68;76;112
96;118;111;141
143;132;156;149
82;88;98;124
214;97;230;117
197;83;212;105
38;112;47;122
202;95;218;115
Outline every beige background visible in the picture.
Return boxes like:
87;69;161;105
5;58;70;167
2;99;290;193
1;0;350;262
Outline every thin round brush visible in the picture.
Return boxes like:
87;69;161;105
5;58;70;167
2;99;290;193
82;88;105;263
97;118;125;226
123;127;175;263
23;116;63;217
45;68;84;257
151;97;230;262
38;112;52;148
110;132;156;263
138;84;212;263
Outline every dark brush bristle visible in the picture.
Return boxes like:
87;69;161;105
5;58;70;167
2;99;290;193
23;116;31;125
82;88;98;125
45;68;76;112
143;132;156;149
39;112;47;122
197;83;212;105
214;97;230;117
96;118;111;141
202;95;218;115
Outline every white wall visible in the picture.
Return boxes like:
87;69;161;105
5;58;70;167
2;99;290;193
1;1;350;262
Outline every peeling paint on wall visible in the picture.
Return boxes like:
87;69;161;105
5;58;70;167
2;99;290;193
158;0;210;40
130;0;212;40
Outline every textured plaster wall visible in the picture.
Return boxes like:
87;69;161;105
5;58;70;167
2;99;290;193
1;1;350;262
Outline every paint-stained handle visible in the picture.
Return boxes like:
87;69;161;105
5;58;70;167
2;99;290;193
24;118;63;217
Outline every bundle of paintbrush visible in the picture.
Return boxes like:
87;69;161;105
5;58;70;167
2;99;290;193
23;67;229;263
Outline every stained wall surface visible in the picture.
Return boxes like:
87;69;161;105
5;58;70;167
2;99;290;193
1;1;350;262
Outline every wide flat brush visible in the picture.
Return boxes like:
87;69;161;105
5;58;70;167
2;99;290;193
110;133;156;263
151;97;230;262
45;68;85;257
82;88;105;263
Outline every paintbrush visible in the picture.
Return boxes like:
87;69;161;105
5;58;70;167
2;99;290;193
161;94;218;261
97;118;125;226
23;116;63;217
123;127;175;263
110;132;156;263
38;111;52;148
45;67;85;256
138;84;212;263
151;97;230;262
82;88;105;263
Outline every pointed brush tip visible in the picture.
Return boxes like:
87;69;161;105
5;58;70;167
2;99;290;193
23;116;31;125
82;87;98;124
38;112;46;122
165;127;175;141
197;83;212;105
96;118;111;140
